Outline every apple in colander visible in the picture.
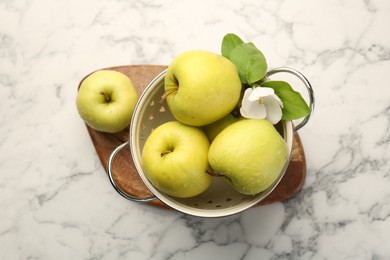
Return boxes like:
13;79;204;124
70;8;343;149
208;119;288;195
164;50;242;126
141;121;212;198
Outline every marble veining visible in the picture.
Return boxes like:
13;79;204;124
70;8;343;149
1;0;390;259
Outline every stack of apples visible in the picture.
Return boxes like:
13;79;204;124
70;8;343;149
141;50;289;199
76;50;289;200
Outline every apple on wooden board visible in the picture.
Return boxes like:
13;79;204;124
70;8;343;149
141;121;212;198
208;119;288;195
76;70;138;133
164;50;242;126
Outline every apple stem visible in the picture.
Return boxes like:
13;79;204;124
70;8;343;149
160;150;173;157
100;91;111;102
159;87;178;104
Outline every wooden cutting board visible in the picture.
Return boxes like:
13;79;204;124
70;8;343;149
79;65;306;209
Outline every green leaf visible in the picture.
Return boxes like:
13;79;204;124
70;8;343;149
221;33;244;58
229;42;267;84
261;80;311;120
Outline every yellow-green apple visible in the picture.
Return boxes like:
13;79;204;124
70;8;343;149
76;70;138;133
141;121;212;198
208;119;288;195
202;113;241;142
164;50;242;126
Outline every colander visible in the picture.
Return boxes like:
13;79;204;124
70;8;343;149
108;67;314;218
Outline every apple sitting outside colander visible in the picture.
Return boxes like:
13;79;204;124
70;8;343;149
76;70;138;133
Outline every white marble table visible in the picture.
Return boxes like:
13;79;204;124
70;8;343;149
1;0;390;259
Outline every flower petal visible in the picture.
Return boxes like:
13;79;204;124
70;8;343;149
248;87;275;101
240;88;254;111
263;96;283;124
242;88;253;101
272;93;283;108
240;100;266;119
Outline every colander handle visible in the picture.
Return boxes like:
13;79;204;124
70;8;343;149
108;141;156;202
266;67;315;132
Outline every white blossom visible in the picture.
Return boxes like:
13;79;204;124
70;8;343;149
240;87;283;124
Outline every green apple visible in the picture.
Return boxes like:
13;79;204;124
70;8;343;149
76;70;138;133
164;50;242;126
141;121;212;198
208;119;288;195
202;113;241;142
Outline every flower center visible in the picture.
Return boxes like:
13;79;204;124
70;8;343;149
257;97;265;104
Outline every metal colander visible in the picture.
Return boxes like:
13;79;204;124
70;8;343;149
108;67;314;217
